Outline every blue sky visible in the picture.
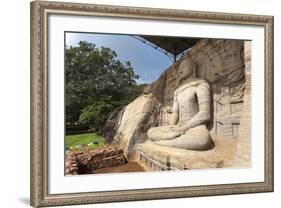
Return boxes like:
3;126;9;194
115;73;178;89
65;32;172;84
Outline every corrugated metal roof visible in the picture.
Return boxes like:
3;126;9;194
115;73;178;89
140;35;199;59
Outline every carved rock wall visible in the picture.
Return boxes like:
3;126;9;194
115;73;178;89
154;39;245;140
111;39;248;158
232;41;251;167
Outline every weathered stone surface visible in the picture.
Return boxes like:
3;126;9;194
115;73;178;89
136;132;239;171
136;139;223;170
157;39;245;140
102;106;126;144
110;39;249;168
147;78;213;150
231;41;251;167
111;94;160;156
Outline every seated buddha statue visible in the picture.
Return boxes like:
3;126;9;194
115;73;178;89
147;60;213;150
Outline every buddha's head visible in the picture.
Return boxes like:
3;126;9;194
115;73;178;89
177;59;197;81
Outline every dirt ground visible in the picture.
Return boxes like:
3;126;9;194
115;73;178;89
80;162;145;174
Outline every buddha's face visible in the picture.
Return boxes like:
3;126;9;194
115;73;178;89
178;61;195;80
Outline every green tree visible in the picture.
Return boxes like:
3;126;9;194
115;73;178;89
65;41;141;130
79;100;115;132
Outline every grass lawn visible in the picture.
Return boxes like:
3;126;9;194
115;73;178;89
65;132;105;149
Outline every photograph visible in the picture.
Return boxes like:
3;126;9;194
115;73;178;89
30;1;273;206
64;32;251;175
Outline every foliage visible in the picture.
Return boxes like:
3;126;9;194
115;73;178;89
65;41;143;130
79;99;117;132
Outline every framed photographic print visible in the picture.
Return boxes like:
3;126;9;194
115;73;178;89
30;1;274;207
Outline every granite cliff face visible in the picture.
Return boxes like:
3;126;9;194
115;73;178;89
102;106;126;144
110;94;160;156
106;39;250;168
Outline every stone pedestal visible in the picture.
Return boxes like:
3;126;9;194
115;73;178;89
136;138;227;171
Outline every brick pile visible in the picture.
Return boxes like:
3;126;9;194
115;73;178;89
65;151;79;175
65;146;127;175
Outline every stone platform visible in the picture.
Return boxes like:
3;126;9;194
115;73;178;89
136;135;236;171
